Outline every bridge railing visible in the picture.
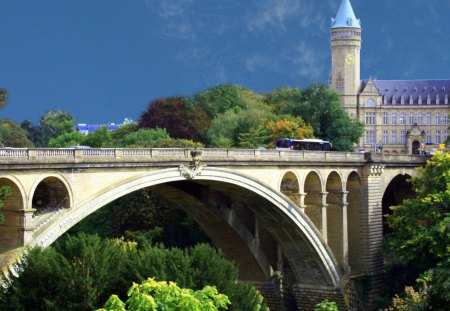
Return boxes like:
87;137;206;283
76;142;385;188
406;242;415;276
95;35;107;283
0;148;428;164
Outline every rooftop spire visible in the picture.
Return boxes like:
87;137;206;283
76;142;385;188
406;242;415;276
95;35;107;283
331;0;361;29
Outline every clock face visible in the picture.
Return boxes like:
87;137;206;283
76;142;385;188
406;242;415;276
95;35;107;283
345;53;355;65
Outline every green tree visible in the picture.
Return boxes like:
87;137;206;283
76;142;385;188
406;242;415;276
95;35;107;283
20;119;41;146
274;84;363;151
385;151;450;309
194;84;248;118
38;110;75;147
48;130;86;147
206;93;271;148
0;119;35;147
99;278;231;311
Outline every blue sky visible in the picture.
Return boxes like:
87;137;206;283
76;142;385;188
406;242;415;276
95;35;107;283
1;0;449;124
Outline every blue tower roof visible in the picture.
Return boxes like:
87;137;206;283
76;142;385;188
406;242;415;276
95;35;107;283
331;0;361;29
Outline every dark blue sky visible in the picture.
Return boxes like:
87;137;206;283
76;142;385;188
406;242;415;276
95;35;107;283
1;0;449;124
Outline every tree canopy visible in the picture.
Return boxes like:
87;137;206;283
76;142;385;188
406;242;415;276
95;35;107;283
270;84;363;151
385;151;450;309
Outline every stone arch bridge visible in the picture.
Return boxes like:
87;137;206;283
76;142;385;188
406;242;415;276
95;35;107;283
0;148;426;310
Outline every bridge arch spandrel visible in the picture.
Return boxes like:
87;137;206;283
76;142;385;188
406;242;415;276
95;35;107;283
28;166;342;288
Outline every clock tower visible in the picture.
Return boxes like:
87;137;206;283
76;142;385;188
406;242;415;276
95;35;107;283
329;0;361;116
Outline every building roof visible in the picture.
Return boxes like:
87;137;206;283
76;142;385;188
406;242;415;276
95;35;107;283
361;79;450;106
331;0;361;29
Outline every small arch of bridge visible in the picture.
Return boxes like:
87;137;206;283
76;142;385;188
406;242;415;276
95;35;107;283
29;173;73;211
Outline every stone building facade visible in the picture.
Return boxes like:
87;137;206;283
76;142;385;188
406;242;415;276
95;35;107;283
329;0;450;154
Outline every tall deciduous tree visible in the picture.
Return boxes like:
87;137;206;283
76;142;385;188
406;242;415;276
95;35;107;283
0;119;35;147
194;84;248;118
385;152;450;309
0;88;8;110
139;97;210;142
272;84;363;151
38;110;75;147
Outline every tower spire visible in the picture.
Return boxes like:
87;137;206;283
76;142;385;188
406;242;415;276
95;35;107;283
331;0;361;29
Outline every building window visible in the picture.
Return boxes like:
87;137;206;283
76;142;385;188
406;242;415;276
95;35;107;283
436;112;441;125
383;112;388;125
392;112;397;125
426;131;432;143
445;131;448;142
409;112;414;125
445;114;449;126
436;130;441;144
365;130;376;145
418;112;423;125
400;131;406;144
392;131;397;144
436;95;440;105
426;112;432;125
365;112;376;125
383;131;388;144
400;113;406;125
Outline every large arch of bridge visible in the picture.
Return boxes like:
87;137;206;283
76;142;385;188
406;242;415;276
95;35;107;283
29;166;342;288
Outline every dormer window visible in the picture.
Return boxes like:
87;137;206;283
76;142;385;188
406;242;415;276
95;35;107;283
395;87;399;92
413;87;417;92
404;87;408;92
418;95;422;105
409;95;414;105
400;95;405;105
392;95;397;105
445;94;449;105
442;87;446;92
423;87;427;92
432;86;437;92
383;95;387;105
436;95;440;105
427;94;431;105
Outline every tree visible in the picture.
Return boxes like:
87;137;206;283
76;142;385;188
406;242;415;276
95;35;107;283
48;130;86;147
385;152;450;308
38;110;75;147
273;84;363;151
206;94;272;148
0;119;35;147
139;97;210;142
263;114;314;146
20;119;41;146
194;84;248;118
100;278;231;311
